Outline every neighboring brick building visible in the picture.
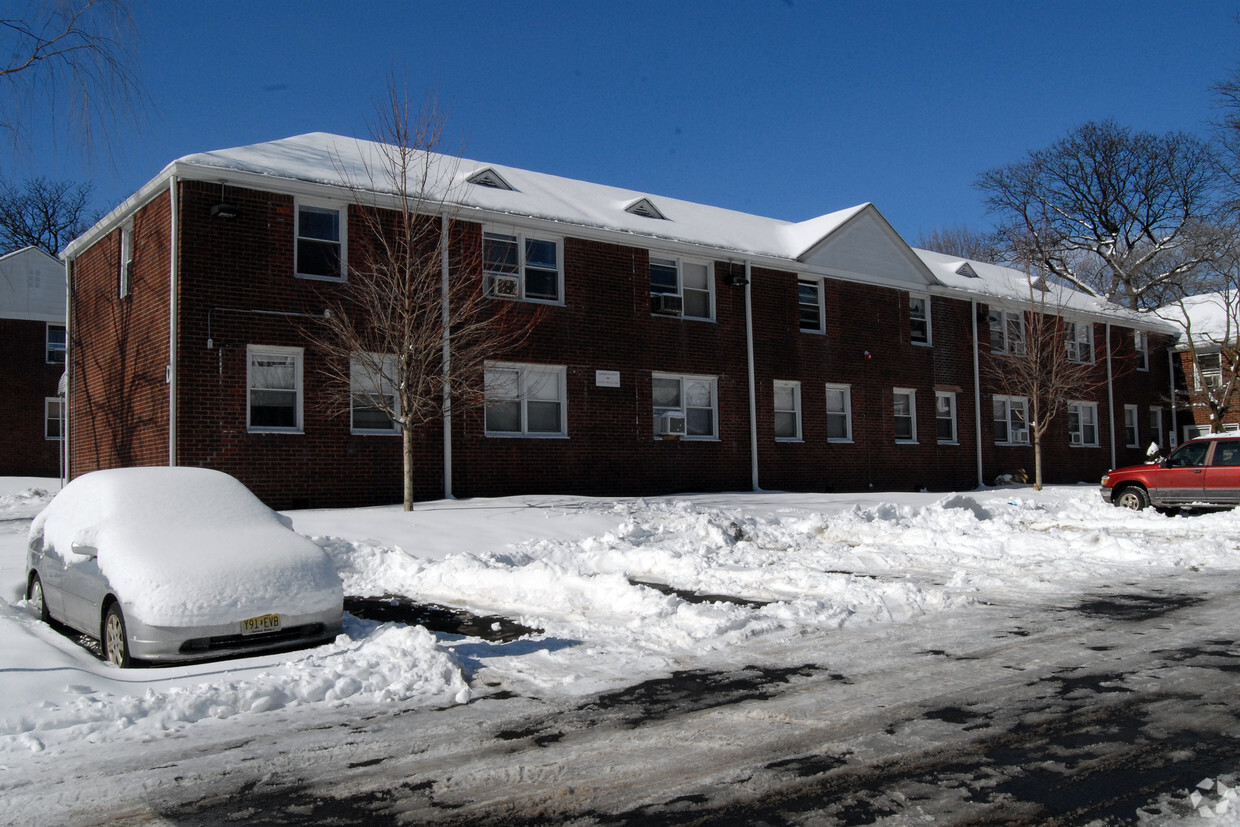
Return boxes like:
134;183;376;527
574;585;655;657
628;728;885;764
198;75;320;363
0;247;66;477
1158;292;1240;442
60;134;1175;508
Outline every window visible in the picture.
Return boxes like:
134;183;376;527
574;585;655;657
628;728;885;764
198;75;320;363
1134;331;1149;371
1124;405;1139;448
484;363;566;436
483;231;562;303
1197;353;1222;390
825;384;852;442
909;294;930;345
993;395;1029;445
296;203;344;280
1213;440;1240;467
46;324;66;364
247;346;303;433
44;397;63;440
1064;320;1094;364
1068;401;1099;447
773;381;801;441
936;392;957;444
893;388;917;443
1149;407;1163;447
350;354;399;434
799;279;824;333
118;223;133;298
652;373;717;439
650;255;713;320
989;309;1025;355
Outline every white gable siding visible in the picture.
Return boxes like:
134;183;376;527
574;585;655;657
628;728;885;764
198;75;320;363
0;247;66;322
800;213;932;286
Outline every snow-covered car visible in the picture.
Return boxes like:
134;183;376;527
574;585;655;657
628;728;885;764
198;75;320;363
1101;434;1240;510
26;467;344;667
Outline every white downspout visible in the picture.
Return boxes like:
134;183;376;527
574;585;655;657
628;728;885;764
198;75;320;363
62;258;71;486
1105;323;1115;470
972;299;983;487
441;214;452;499
168;176;179;467
744;261;758;491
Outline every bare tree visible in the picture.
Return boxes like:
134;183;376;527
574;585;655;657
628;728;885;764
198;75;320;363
977;120;1223;310
0;176;96;254
983;268;1110;489
307;87;541;510
1214;66;1240;209
1155;241;1240;434
1;0;141;159
915;224;1002;263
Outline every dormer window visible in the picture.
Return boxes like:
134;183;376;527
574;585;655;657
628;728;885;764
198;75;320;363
467;168;515;191
625;198;666;220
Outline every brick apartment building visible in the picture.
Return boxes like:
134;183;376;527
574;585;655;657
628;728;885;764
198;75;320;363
1159;292;1240;440
0;246;66;477
60;133;1176;509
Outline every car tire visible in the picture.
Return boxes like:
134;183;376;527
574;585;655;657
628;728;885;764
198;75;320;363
1116;486;1150;511
103;602;131;668
27;574;49;622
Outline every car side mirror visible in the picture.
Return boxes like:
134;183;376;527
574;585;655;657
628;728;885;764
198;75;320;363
70;542;98;558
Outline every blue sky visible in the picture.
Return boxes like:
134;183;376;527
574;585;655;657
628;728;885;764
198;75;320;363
14;0;1240;244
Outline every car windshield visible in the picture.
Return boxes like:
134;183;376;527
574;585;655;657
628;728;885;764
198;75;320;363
1166;442;1210;468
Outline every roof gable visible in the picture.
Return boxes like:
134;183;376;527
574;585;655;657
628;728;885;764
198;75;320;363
794;204;935;286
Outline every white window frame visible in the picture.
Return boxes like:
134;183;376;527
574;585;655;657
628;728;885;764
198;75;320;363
989;309;1026;356
247;345;304;434
1134;330;1149;371
118;223;133;298
1064;320;1094;364
483;229;564;304
935;391;957;444
798;278;825;334
1124;404;1140;448
46;323;66;364
295;201;346;281
484;362;567;437
1197;352;1223;390
773;380;802;442
1068;400;1099;447
825;383;853;443
649;254;715;321
44;397;64;440
893;388;917;444
993;395;1030;445
1149;406;1163;447
909;293;931;346
652;373;718;440
350;353;400;435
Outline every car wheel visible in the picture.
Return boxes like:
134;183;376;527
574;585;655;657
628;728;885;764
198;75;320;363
1116;486;1150;511
27;574;49;621
103;603;131;668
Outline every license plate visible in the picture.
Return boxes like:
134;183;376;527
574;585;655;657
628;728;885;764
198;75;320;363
240;613;281;636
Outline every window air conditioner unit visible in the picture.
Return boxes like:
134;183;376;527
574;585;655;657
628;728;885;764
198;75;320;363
652;293;683;316
657;412;687;436
489;274;520;298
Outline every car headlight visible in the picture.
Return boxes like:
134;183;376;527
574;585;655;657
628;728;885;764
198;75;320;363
1100;474;1110;486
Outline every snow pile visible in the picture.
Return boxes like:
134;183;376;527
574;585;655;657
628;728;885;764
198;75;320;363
1138;776;1240;824
0;616;468;754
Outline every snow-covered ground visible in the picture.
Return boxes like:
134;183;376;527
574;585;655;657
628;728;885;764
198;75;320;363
0;477;1237;822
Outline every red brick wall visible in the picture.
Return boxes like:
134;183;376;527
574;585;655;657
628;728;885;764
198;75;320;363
0;318;64;476
69;191;172;477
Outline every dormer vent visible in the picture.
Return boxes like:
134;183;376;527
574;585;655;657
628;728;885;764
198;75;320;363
956;262;979;278
467;168;515;191
625;198;667;220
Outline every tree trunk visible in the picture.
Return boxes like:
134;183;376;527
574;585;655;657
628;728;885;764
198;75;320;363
403;426;415;511
1033;431;1044;491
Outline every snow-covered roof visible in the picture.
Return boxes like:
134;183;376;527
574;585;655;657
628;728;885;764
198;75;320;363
62;132;1162;328
915;248;1172;332
1155;292;1238;350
